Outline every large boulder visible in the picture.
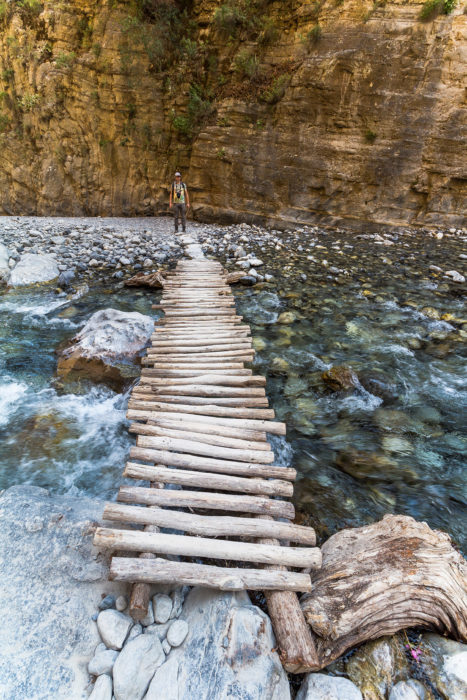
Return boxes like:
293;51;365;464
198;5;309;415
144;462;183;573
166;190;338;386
145;587;290;700
56;308;154;388
0;485;125;700
0;242;10;285
8;253;59;286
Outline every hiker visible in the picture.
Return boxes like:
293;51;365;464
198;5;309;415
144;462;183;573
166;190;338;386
169;171;190;233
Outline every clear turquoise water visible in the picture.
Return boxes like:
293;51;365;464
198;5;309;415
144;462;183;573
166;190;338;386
1;229;465;550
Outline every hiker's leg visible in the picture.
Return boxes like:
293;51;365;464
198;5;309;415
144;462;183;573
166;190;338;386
174;204;179;232
181;204;186;232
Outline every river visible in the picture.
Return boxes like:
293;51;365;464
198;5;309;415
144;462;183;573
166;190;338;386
1;225;465;552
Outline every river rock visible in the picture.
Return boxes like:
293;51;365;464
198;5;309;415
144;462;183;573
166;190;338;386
0;485;125;700
277;311;296;324
127;623;142;641
56;308;154;388
0;242;10;284
270;357;290;374
334;449;413;482
115;595;127;612
89;673;113;700
166;620;189;647
97;610;133;651
445;270;465;283
169;587;186;619
359;370;398;404
140;600;155;627
322;365;359;391
8;253;59;286
420;633;467;700
346;636;408;699
112;633;165;700
144;588;290;700
144;622;171;640
88;648;119;676
98;594;116;610
153;593;173;623
296;673;362;700
389;680;424;700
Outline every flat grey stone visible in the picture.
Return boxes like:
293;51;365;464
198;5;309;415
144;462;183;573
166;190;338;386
297;673;362;700
89;674;113;700
88;649;119;676
0;485;126;700
112;633;165;700
97;610;133;651
166;620;188;648
145;588;290;700
153;594;172;624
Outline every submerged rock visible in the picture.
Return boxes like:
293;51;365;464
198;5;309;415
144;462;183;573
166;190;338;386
334;449;414;482
56;308;154;388
359;370;398;404
322;365;359;391
8;253;59;286
277;311;296;324
144;588;290;700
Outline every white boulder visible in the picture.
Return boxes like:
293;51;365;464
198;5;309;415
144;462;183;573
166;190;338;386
112;633;165;700
8;253;59;286
97;610;133;651
88;648;119;676
145;588;290;700
57;308;154;387
89;673;113;700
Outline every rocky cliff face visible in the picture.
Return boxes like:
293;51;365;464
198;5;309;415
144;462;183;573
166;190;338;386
0;0;465;229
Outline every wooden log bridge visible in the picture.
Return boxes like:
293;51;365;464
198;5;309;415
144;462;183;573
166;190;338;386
94;254;321;672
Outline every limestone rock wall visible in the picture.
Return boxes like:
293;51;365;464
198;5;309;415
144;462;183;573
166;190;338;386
0;0;465;228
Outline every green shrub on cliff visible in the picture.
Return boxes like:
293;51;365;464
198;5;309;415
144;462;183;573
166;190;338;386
0;111;10;132
233;50;259;79
172;83;214;138
214;3;249;37
54;52;76;69
259;74;290;104
419;0;457;19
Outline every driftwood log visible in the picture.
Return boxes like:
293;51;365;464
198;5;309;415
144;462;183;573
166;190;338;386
300;514;467;669
124;271;165;288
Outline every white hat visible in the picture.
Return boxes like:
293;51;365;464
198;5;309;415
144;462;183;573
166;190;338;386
175;171;181;177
